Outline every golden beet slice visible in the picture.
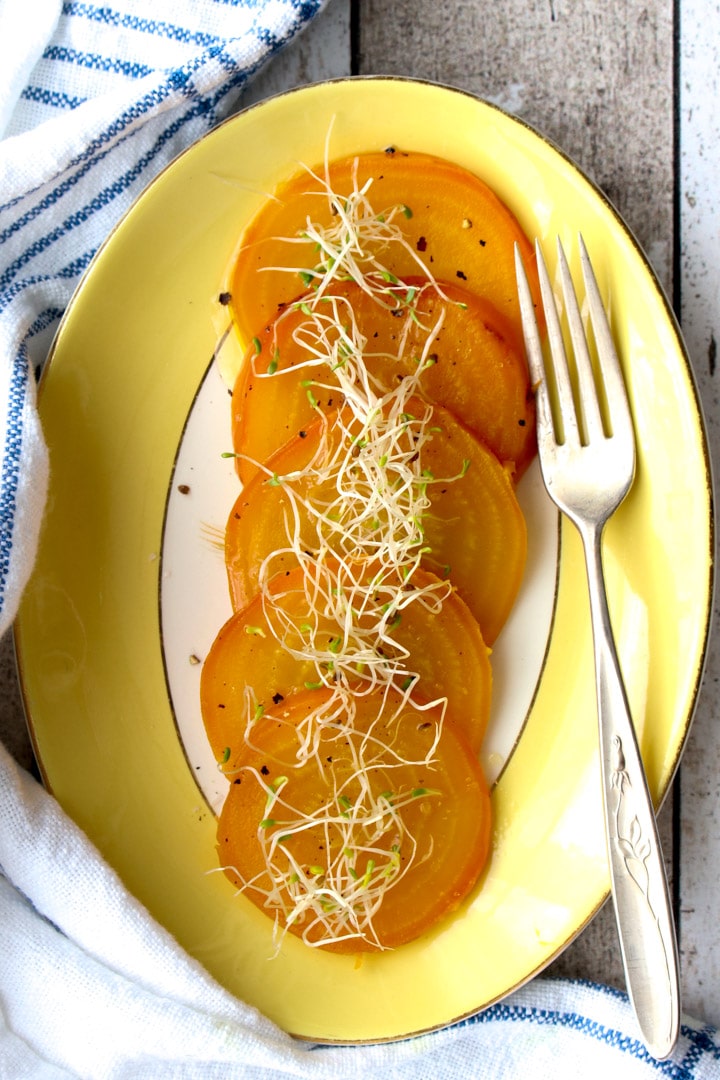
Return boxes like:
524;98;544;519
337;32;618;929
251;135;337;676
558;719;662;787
225;402;526;645
201;562;491;768
216;688;491;952
225;150;541;354
232;279;535;484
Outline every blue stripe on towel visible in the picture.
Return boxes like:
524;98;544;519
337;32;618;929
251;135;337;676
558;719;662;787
20;86;86;111
447;991;720;1076
26;308;66;346
681;1024;720;1072
61;2;224;49
42;44;154;79
0;353;29;611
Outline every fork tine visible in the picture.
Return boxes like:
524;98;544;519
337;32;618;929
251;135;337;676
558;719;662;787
556;238;604;444
514;244;554;439
515;242;571;458
578;235;635;451
534;240;580;447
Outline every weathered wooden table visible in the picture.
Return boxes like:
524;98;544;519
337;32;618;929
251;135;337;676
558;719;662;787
2;0;718;1029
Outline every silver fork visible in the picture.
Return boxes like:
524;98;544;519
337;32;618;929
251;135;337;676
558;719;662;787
515;236;680;1060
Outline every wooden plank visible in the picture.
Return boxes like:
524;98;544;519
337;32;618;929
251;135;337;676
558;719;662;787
358;0;675;290
677;0;720;1027
239;0;351;106
357;0;677;992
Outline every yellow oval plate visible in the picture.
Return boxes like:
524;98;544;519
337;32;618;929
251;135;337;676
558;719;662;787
15;78;713;1043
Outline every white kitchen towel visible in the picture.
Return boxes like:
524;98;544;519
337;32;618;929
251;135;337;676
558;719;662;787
1;2;719;1077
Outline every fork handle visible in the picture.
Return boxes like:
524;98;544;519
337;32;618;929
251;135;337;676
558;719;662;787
582;522;681;1060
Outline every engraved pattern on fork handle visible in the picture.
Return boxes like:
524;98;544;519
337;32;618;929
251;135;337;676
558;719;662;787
583;521;681;1061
